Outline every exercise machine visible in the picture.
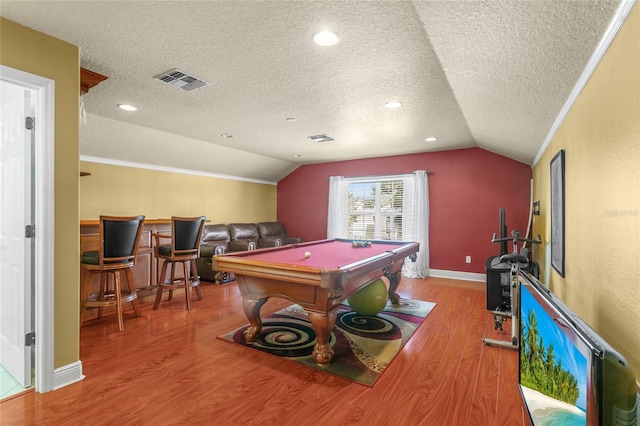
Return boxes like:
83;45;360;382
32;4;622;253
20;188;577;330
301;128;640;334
483;230;541;350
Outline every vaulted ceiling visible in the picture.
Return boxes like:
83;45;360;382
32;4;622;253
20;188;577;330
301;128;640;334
1;1;622;182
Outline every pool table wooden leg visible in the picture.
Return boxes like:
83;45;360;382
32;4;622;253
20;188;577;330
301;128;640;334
242;297;268;343
385;270;402;305
308;310;337;366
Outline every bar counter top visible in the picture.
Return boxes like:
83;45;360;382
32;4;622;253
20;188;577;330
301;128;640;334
80;218;172;226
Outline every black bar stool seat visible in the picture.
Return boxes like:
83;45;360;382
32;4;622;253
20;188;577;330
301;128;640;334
153;216;206;310
80;215;145;331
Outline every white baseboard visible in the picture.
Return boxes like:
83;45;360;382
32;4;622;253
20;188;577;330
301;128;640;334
53;360;84;390
429;269;485;282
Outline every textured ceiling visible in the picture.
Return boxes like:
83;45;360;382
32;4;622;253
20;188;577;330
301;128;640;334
0;1;621;182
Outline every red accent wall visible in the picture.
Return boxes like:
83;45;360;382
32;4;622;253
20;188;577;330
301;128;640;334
277;148;532;274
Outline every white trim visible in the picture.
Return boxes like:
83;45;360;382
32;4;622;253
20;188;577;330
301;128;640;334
35;78;56;393
53;361;84;390
80;155;277;186
532;0;637;167
428;269;485;283
0;65;57;393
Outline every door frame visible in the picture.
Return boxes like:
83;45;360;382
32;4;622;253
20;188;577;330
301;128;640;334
1;65;55;393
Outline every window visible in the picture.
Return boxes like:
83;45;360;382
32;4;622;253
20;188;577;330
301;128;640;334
347;179;404;241
328;171;430;277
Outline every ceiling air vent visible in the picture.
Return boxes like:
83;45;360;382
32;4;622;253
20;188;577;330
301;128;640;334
154;68;210;92
308;134;334;143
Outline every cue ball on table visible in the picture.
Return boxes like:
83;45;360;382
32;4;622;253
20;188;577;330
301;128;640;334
304;251;311;258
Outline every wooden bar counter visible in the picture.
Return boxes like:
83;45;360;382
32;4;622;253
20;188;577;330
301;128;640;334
80;219;172;302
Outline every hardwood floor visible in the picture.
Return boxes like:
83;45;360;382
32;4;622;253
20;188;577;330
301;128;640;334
1;277;531;425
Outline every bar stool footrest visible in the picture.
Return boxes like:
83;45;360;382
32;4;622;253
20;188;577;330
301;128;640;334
84;291;138;308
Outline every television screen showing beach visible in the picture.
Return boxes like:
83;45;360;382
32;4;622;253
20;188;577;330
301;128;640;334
520;285;588;425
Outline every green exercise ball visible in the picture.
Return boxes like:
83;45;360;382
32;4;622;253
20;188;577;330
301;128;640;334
347;278;388;316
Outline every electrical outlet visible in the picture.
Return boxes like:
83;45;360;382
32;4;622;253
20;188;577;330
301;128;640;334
465;256;471;263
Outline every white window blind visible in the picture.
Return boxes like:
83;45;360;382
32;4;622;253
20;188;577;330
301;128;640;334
327;171;430;277
347;179;404;241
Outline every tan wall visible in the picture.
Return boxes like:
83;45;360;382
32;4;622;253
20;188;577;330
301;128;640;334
532;6;640;376
79;161;277;223
1;18;277;374
1;18;80;368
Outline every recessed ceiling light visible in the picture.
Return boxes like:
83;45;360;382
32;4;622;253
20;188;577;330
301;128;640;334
117;104;137;111
425;137;438;142
384;101;402;109
292;154;302;158
220;133;234;138
313;30;340;46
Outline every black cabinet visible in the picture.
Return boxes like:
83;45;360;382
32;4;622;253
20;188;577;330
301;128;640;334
485;256;539;311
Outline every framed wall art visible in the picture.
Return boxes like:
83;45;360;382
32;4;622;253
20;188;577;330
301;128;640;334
550;149;565;277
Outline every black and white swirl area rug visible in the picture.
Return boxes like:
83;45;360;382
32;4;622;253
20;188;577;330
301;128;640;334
218;299;436;386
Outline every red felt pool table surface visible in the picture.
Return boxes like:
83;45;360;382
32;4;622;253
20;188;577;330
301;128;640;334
232;239;408;270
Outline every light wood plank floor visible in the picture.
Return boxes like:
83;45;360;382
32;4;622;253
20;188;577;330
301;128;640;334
0;277;531;425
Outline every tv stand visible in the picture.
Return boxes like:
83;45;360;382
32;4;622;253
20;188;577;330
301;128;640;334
485;256;539;311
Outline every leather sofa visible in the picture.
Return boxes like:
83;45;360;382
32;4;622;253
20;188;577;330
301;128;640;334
196;222;303;283
228;223;260;252
257;222;304;248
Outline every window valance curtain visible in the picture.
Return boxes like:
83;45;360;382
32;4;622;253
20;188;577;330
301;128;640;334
326;175;347;239
401;170;429;278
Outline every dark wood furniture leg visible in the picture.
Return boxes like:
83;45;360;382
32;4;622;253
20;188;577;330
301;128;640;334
384;269;402;305
124;267;141;317
308;310;338;367
242;297;268;343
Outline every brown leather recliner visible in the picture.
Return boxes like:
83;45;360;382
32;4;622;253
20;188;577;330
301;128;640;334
257;222;303;248
200;224;230;256
196;224;231;283
228;223;260;252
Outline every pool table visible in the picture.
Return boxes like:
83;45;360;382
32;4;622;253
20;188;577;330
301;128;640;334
211;238;419;366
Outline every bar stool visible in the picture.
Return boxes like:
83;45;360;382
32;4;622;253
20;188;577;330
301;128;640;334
80;215;145;331
153;216;206;310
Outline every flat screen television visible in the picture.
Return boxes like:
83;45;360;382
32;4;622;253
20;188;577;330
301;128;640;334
519;272;637;426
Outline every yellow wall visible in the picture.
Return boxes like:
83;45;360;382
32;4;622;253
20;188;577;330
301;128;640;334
0;18;277;375
1;18;80;368
532;5;640;376
79;161;277;223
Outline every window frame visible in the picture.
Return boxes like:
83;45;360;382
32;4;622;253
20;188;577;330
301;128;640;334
345;177;404;241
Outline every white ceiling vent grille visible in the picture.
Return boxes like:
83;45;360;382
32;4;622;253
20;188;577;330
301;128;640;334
154;68;210;92
308;134;334;143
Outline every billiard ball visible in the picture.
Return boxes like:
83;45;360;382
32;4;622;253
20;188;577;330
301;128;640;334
304;251;311;258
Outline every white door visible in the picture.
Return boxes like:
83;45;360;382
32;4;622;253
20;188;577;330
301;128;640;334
0;79;34;388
